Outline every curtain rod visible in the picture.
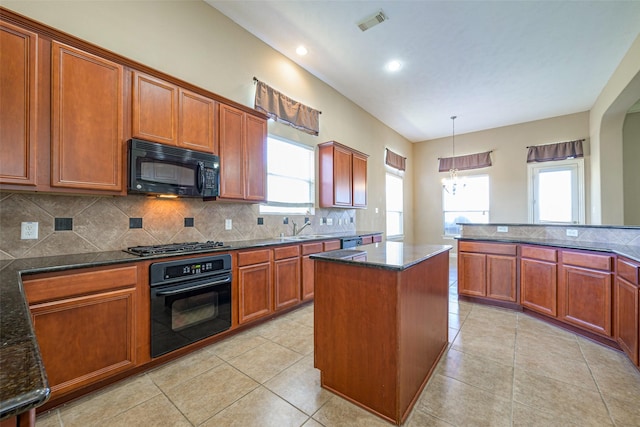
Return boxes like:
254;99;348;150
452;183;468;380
253;77;322;114
526;139;585;149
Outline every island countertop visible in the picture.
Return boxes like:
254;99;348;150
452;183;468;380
310;241;453;270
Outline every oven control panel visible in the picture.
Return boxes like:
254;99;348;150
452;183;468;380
150;254;232;286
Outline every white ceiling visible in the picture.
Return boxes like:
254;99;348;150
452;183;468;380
207;1;640;142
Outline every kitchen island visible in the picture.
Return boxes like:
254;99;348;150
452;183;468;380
311;242;451;425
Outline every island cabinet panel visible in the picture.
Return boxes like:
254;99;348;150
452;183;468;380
237;249;272;324
520;246;558;316
457;241;517;302
314;251;449;425
0;20;38;186
23;265;138;400
51;42;123;192
273;245;301;311
558;251;613;337
301;242;323;301
615;258;639;365
218;104;267;201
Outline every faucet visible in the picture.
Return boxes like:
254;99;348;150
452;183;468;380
292;220;312;236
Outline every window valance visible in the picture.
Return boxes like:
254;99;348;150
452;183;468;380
385;148;406;171
527;139;584;163
438;151;492;172
254;78;320;136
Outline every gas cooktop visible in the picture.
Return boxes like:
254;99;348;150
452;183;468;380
125;241;229;256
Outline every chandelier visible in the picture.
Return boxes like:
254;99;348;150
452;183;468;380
442;115;464;195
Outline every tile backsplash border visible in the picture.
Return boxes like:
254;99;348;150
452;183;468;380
0;192;356;260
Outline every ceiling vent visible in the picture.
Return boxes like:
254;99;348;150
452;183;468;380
357;10;388;32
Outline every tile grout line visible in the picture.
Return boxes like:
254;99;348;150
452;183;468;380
576;338;618;426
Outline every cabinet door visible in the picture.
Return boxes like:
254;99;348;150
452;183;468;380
487;255;516;302
458;252;486;297
352;152;367;207
521;258;557;316
51;42;123;191
274;257;301;311
333;145;353;206
238;262;272;324
0;21;37;186
558;265;612;336
615;277;639;365
218;104;245;199
30;288;136;397
132;71;178;145
301;255;315;301
244;114;267;201
178;89;215;153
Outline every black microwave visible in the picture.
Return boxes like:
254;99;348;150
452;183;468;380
128;139;220;199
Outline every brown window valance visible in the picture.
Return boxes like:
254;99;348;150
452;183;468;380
385;148;406;171
527;139;584;163
254;78;320;136
438;151;492;172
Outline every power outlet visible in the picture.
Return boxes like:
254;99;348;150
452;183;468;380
225;219;232;230
21;222;38;240
566;229;578;237
497;226;509;233
327;218;333;225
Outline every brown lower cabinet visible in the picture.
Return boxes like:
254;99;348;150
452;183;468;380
558;251;613;337
273;245;301;311
0;409;35;427
22;265;138;401
301;242;324;301
615;257;639;365
458;241;517;302
237;248;272;324
520;246;558;316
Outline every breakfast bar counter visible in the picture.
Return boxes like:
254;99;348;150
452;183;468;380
311;242;451;425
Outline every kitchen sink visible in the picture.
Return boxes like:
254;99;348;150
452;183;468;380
281;234;330;241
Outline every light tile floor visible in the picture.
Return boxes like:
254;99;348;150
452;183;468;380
35;264;640;426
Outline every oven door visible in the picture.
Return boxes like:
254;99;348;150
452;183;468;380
150;274;231;358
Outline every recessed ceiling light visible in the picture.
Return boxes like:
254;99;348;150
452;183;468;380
296;45;308;56
386;60;402;72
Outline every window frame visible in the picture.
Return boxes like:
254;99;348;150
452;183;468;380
259;135;315;215
527;158;585;224
442;174;490;237
385;171;404;239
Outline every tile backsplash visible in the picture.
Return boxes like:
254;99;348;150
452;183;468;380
0;192;356;259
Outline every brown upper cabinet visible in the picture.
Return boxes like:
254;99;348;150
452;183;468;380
51;42;124;192
132;71;216;153
318;141;368;208
0;20;38;186
218;103;267;202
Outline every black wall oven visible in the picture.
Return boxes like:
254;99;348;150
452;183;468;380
149;254;231;358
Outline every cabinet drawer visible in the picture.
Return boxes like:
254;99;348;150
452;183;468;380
361;236;373;245
23;266;137;304
458;241;517;256
238;249;271;266
617;258;639;285
562;251;612;271
521;246;557;262
323;240;341;251
274;245;300;260
302;242;324;255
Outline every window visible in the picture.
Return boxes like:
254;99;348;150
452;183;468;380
443;175;490;236
260;136;314;214
528;158;584;224
386;173;403;238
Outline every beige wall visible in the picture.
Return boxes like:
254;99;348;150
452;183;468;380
413;112;590;248
624;112;640;224
589;33;640;225
3;0;414;240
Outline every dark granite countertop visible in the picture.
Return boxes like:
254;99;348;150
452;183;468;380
0;230;381;420
311;241;452;270
456;236;640;263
